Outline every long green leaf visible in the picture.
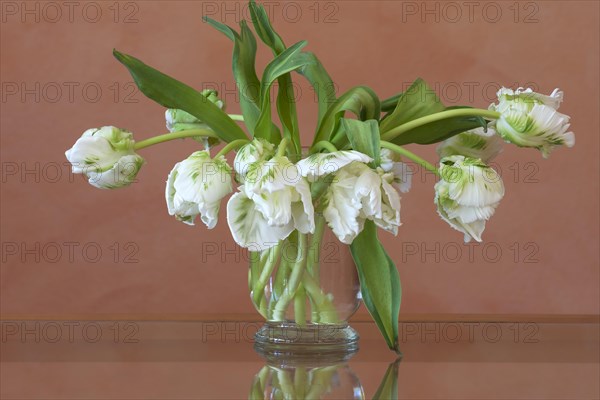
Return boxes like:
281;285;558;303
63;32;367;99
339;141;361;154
295;52;337;131
249;0;301;156
341;118;381;167
380;78;445;134
380;79;486;145
254;41;309;144
350;220;401;353
314;86;380;147
113;50;247;143
203;18;281;139
202;16;235;41
249;0;285;53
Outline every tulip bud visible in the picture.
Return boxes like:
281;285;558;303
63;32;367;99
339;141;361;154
436;127;503;163
65;126;144;189
165;90;225;148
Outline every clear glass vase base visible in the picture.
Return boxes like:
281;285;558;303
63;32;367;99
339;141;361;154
254;322;359;360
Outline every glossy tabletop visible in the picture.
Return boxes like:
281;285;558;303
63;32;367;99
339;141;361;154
1;321;598;399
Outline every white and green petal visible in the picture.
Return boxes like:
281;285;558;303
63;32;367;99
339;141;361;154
227;190;294;251
495;87;563;112
296;150;372;181
496;104;574;158
291;178;315;234
87;154;144;189
375;174;402;234
166;163;199;226
323;167;365;244
436;127;504;163
435;155;504;242
166;151;233;229
233;138;276;182
322;161;404;244
380;148;413;193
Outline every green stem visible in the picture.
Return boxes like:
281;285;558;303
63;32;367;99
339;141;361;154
380;141;440;177
276;137;290;157
309;140;338;154
272;234;307;321
214;139;250;159
303;272;339;324
133;129;220;150
294;286;307;327
381;108;500;142
252;244;282;308
306;216;326;282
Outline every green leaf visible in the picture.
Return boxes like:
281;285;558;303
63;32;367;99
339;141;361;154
249;0;285;53
254;40;309;144
380;79;487;145
113;50;247;143
350;220;401;353
381;92;404;113
203;18;281;140
380;78;445;134
249;0;301;156
202;16;235;41
248;0;336;147
373;358;402;400
314;86;380;147
341;118;381;167
295;52;337;132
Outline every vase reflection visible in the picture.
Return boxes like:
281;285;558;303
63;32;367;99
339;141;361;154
250;348;402;400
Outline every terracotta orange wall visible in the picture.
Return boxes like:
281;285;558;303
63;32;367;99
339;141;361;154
1;1;598;317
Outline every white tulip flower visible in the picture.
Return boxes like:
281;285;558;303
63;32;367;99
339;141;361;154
435;155;505;242
233;138;275;182
436;127;504;163
227;156;314;250
299;150;406;244
323;162;403;244
490;87;574;158
166;151;233;229
65;126;144;189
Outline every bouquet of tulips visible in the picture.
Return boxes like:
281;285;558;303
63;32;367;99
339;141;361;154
65;0;574;352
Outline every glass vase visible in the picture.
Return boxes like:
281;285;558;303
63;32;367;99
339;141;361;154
249;215;361;353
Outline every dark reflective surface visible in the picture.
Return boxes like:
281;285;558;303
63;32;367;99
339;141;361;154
1;321;598;399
